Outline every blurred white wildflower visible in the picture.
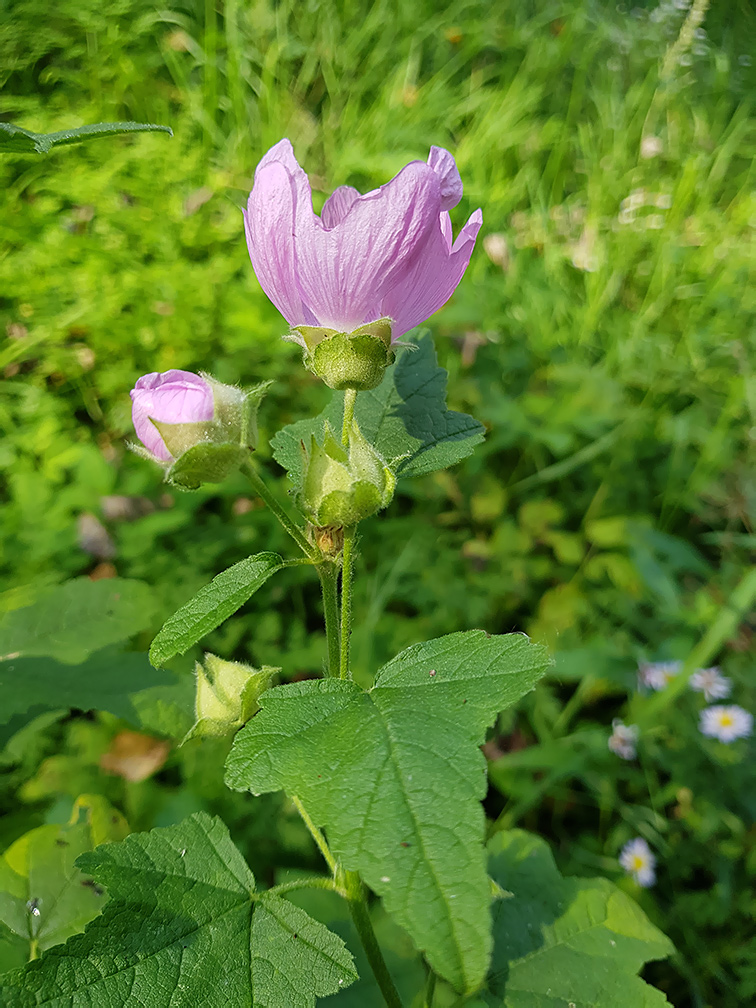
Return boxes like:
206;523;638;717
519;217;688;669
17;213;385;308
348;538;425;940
619;838;656;887
699;705;753;743
608;720;639;760
571;225;601;272
641;135;664;159
622;189;647;211
689;667;731;702
482;233;510;270
638;660;682;691
655;193;672;209
646;214;665;229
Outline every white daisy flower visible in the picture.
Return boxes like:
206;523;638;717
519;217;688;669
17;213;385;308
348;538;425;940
608;720;639;760
638;660;682;691
689;666;731;703
699;705;753;743
619;837;656;887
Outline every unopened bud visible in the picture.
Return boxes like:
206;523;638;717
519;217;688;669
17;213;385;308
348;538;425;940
183;653;277;743
297;419;395;528
130;370;271;489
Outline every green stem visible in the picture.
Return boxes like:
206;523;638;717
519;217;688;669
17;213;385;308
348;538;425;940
424;968;437;1008
266;876;346;899
342;387;357;445
242;457;315;559
292;795;337;875
340;527;356;679
341;868;404;1008
318;562;341;679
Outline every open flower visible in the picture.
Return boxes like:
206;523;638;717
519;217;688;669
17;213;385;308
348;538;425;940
699;705;753;743
130;370;214;462
689;666;731;703
608;720;639;760
244;139;482;347
638;660;681;692
619;838;656;887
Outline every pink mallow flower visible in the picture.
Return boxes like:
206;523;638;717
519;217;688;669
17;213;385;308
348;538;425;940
243;139;482;342
130;370;214;461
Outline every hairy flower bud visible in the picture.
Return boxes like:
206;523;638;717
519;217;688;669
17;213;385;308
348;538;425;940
183;653;277;743
297;419;395;528
130;370;271;489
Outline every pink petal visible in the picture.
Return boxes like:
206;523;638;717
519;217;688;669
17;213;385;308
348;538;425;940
244;162;307;327
131;371;213;461
380;208;482;339
293;161;441;332
321;186;361;229
427;147;463;211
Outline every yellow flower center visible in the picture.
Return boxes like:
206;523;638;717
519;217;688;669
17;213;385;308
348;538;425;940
718;714;733;727
631;855;645;871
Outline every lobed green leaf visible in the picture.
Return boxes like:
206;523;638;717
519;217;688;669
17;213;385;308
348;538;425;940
226;630;551;993
0;813;356;1007
149;552;284;667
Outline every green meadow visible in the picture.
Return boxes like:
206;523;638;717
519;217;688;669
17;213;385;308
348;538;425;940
1;0;754;1004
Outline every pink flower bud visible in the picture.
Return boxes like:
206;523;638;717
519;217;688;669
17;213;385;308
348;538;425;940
130;370;214;461
243;139;482;343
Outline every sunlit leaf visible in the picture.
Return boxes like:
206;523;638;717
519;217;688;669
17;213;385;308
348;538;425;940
226;630;550;993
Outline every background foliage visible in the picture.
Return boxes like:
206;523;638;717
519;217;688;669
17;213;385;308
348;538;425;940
0;0;754;1004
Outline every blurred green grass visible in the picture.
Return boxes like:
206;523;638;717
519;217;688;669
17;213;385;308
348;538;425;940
1;0;755;1003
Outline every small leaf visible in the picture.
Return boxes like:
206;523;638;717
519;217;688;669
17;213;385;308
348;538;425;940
149;552;284;667
0;798;126;959
226;630;551;993
0;813;356;1007
0;578;155;664
0;120;172;155
483;830;674;1007
271;332;484;482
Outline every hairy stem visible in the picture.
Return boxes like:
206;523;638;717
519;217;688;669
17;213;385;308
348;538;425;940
342;387;357;445
341;868;404;1008
265;876;346;899
318;562;341;679
242;456;315;558
291;795;337;875
339;527;355;679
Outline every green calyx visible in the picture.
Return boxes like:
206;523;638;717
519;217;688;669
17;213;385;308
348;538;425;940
182;653;278;743
297;418;395;528
295;319;394;391
151;377;272;490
